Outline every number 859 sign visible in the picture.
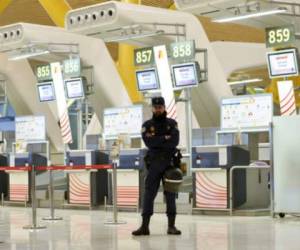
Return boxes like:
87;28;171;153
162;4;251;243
266;25;295;48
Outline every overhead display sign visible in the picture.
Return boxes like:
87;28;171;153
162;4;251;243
134;40;195;66
172;62;200;88
37;82;56;102
63;56;81;78
267;49;299;78
136;68;160;92
65;78;84;99
36;64;52;82
103;105;143;139
15;116;46;142
266;25;295;48
221;94;273;131
134;47;154;66
170;40;195;61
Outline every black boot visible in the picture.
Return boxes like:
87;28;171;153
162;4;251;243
167;215;181;235
132;216;150;236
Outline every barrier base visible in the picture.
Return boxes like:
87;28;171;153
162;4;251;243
42;216;63;221
23;225;47;230
104;220;127;225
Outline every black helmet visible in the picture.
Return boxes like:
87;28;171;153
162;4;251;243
163;167;183;193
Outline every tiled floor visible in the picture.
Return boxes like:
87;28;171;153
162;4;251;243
0;207;299;249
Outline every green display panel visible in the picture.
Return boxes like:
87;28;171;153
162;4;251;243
266;25;295;48
36;64;52;82
170;40;195;61
63;56;81;78
134;47;154;66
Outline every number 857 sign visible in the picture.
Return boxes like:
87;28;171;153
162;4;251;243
134;47;154;66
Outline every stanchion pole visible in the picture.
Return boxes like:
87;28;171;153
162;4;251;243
1;193;4;207
105;160;126;225
23;165;46;230
43;163;63;221
112;161;118;223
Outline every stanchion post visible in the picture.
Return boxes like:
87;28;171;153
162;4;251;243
105;158;126;225
43;163;63;221
23;165;46;230
1;193;4;207
112;161;118;223
269;123;275;218
185;88;193;177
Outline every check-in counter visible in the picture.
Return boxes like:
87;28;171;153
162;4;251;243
0;154;8;199
192;145;249;210
65;150;109;207
107;148;146;210
7;153;47;202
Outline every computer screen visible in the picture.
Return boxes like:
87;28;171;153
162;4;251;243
172;63;199;88
65;78;84;99
37;82;55;102
136;69;160;92
267;49;299;78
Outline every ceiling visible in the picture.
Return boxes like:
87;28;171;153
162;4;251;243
0;0;175;27
174;0;300;30
0;0;175;60
0;0;266;43
0;0;273;84
3;0;298;96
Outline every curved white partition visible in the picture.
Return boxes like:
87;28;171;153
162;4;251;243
0;23;131;151
211;42;267;78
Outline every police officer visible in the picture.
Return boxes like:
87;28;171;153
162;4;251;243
132;96;181;236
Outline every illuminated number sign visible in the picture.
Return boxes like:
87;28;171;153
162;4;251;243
36;64;52;82
266;25;295;48
170;40;195;61
63;56;81;78
134;47;154;66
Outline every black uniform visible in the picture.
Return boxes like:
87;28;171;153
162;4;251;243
141;112;179;217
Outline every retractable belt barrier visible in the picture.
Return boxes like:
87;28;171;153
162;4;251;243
0;165;113;171
0;166;32;171
1;164;113;230
35;164;113;171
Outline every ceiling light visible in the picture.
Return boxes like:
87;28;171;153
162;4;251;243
8;49;50;61
228;78;263;86
213;8;287;23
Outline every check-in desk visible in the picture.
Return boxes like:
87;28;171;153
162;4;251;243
107;148;146;210
65;150;109;207
7;153;47;202
192;145;249;210
0;154;8;199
